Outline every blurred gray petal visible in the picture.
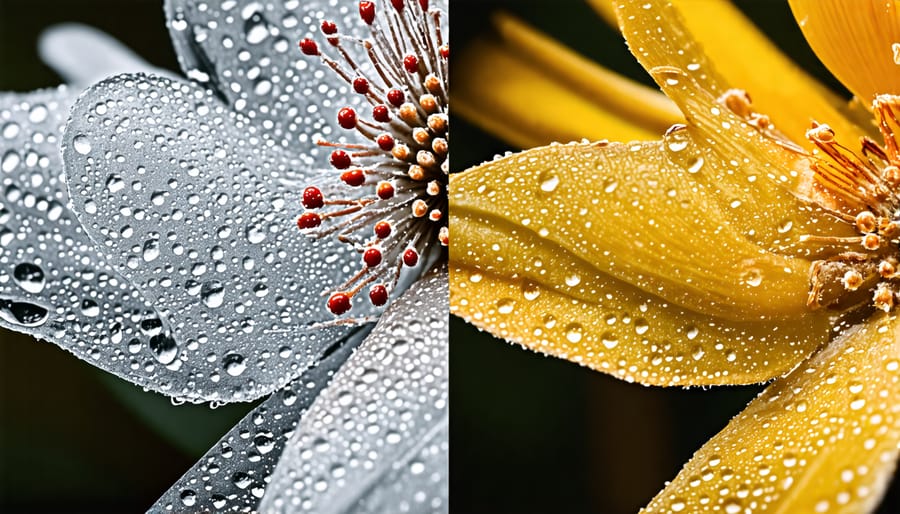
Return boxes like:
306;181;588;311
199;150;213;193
39;23;166;88
163;0;367;149
149;327;370;513
260;268;448;513
63;73;374;402
0;87;184;393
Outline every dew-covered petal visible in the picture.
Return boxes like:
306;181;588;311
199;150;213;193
452;140;832;323
38;23;166;88
790;0;900;104
615;0;867;146
63;73;369;402
260;269;448;513
0;87;203;395
456;14;678;148
149;328;366;513
163;0;445;151
643;312;900;513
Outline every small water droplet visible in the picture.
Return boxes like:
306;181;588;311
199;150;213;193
496;298;515;314
687;156;705;174
565;323;583;344
72;135;92;155
1;150;20;173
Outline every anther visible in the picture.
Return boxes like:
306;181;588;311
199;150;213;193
337;107;357;129
330;150;351;169
392;144;410;161
807;123;835;143
341;169;366;186
297;212;322;229
299;38;319;56
399;103;419;124
842;270;864;291
359;1;376;25
419;94;438;113
363;247;382;268
424;74;442;95
417;150;436;168
863;234;881;251
376;134;395;151
412;199;427;217
302;187;324;209
874;283;895;312
376;182;395;199
328;293;352;315
369;285;389;306
403;248;419;267
413;127;430;145
372;105;390;123
427;114;447;133
403;54;419;74
427;181;441;195
374;221;392;239
353;77;370;94
321;20;338;35
856;211;877;233
429;209;442;221
439;226;449;246
880;260;897;278
387;89;405;107
408;165;425;181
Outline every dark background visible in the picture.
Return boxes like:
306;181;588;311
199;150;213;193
0;2;253;512
450;1;900;513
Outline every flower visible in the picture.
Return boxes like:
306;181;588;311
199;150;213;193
1;0;448;511
451;0;900;512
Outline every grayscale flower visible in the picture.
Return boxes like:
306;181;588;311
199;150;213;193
1;0;448;511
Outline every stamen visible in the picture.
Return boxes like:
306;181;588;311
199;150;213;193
295;0;449;315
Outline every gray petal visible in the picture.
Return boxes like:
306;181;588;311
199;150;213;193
0;87;187;395
149;326;370;513
63;73;374;402
259;269;448;513
164;0;361;149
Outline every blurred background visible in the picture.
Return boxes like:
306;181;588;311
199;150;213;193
0;2;254;512
450;1;900;513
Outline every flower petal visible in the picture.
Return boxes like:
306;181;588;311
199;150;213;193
449;136;844;385
615;0;867;146
0;87;200;396
643;312;900;513
63;74;369;402
38;23;167;88
790;0;900;103
456;37;658;149
164;0;446;149
149;328;364;513
260;269;448;512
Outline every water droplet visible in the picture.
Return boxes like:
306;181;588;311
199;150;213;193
72;135;92;155
691;345;705;360
201;280;225;308
1;150;20;172
224;352;247;376
244;11;270;44
687;156;705;174
521;281;540;301
741;268;762;287
0;298;49;327
13;263;45;293
180;489;197;507
80;299;100;317
149;333;178;364
634;318;649;335
539;172;559;192
685;325;699;340
496;298;515;315
1;121;20;139
565;323;583;344
601;331;618;349
565;273;581;287
28;104;48;123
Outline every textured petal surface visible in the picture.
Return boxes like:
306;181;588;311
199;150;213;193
616;0;867;145
164;0;446;150
643;312;900;513
451;140;839;386
790;0;900;103
39;23;167;88
63;73;367;402
260;269;448;513
149;327;366;513
0;87;196;395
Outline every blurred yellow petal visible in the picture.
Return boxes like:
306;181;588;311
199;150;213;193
451;140;821;323
643;312;900;513
585;0;617;27
491;13;682;135
456;37;656;148
790;0;900;103
615;0;867;145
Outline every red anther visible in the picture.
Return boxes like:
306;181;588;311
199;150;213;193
302;187;324;209
337;107;357;129
403;54;419;74
363;247;382;267
353;77;370;94
369;285;388;306
299;38;319;56
391;0;404;10
387;89;404;107
373;105;390;122
403;248;419;267
330;150;351;169
359;1;376;24
418;0;428;9
374;221;392;238
439;44;449;59
321;20;338;34
327;293;352;315
376;134;395;151
376;182;395;199
297;212;322;229
341;169;366;186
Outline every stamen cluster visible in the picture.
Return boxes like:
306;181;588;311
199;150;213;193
295;0;449;315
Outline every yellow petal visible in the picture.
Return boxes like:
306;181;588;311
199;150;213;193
491;12;682;135
642;312;900;513
790;0;900;103
456;37;656;148
615;0;868;146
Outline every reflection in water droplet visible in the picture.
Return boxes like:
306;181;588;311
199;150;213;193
149;333;178;364
224;352;247;376
565;323;583;343
13;263;46;293
80;299;100;317
601;331;618;349
687;156;704;174
0;298;49;327
565;274;581;287
522;281;540;301
201;280;225;308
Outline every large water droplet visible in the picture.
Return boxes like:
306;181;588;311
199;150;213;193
224;352;247;376
149;333;179;365
0;298;49;327
201;280;225;308
72;135;92;155
538;171;559;192
13;263;46;293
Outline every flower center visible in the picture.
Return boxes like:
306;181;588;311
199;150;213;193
295;0;448;315
796;95;900;312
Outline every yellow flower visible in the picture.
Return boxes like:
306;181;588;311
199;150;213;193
451;0;900;512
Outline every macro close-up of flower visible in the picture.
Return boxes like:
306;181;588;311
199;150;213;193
452;0;900;513
1;0;447;512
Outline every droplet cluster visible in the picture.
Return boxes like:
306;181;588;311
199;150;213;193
295;0;449;315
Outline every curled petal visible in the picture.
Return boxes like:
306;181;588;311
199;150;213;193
260;269;448;512
63;74;369;402
644;312;900;513
790;0;900;103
